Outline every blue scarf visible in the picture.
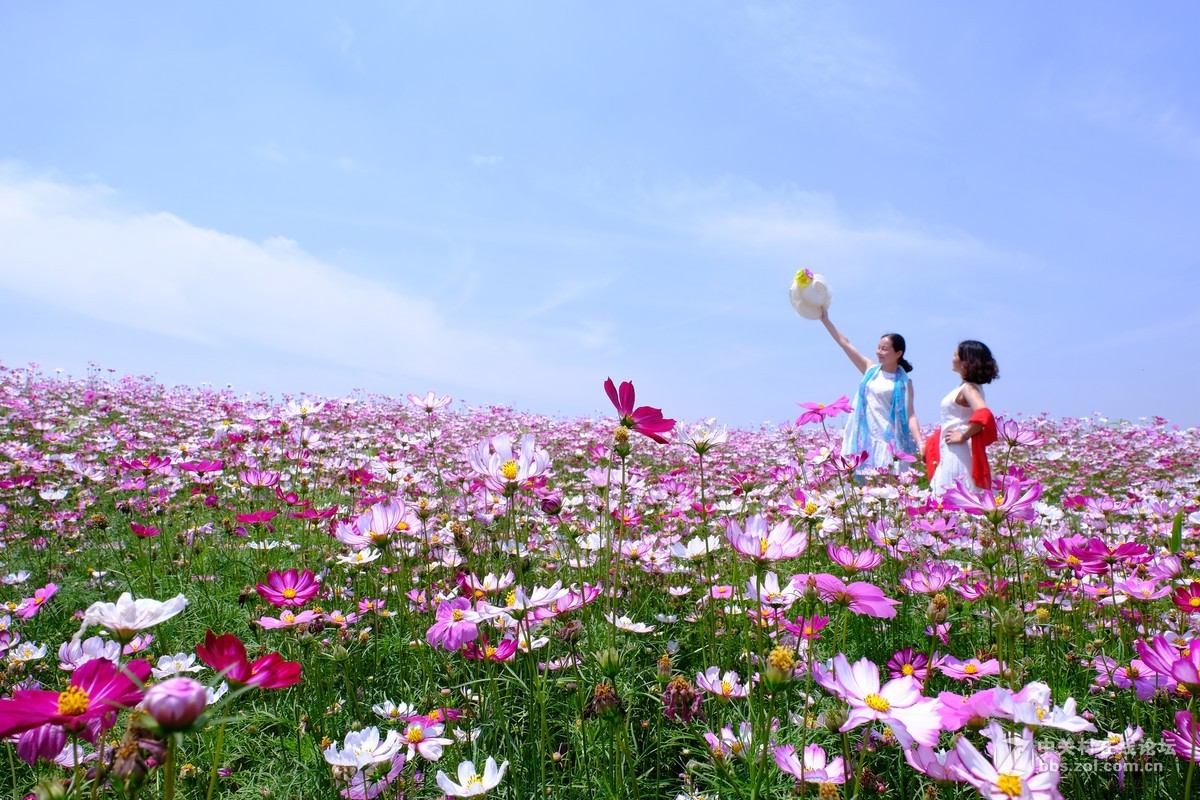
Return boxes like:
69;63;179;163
843;364;917;459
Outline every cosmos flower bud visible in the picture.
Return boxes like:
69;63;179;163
764;645;796;690
926;593;950;623
823;705;849;732
662;676;703;723
540;495;563;516
1001;606;1025;636
656;653;673;682
596;647;622;678
143;677;208;732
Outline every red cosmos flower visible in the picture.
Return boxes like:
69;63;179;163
1173;581;1200;614
130;522;160;538
256;569;320;607
603;378;675;444
194;630;302;689
0;658;152;741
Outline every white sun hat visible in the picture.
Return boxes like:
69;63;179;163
789;270;832;319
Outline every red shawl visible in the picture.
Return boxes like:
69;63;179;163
925;408;997;489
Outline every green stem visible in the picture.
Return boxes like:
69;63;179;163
205;721;227;800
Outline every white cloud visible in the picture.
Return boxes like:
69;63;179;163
470;155;503;167
0;167;601;404
634;177;1013;284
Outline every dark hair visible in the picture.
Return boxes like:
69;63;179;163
958;340;999;385
882;333;914;374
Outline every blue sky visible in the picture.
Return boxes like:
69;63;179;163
1;2;1197;428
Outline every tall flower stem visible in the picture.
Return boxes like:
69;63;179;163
205;721;227;800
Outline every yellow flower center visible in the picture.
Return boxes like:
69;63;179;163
963;664;979;675
864;693;890;712
804;502;819;514
1189;597;1200;608
485;646;497;658
467;774;484;788
730;741;744;753
405;727;425;744
1036;706;1047;721
505;590;517;607
1066;555;1081;565
996;774;1023;797
57;686;90;716
500;459;519;480
759;539;769;556
451;609;464;622
282;588;298;599
901;664;914;676
721;681;733;695
1108;734;1122;745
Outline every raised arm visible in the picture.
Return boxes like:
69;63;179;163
945;384;988;444
819;309;872;375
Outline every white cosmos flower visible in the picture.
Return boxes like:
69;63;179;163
371;700;416;722
152;652;205;679
323;726;404;770
9;641;47;663
58;636;121;670
78;592;188;642
606;613;655;634
436;757;508;797
337;548;381;567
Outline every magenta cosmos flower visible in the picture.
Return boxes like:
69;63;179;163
256;568;320;608
425;598;482;651
0;658;152;741
194;630;301;689
795;396;852;426
813;574;900;619
815;654;942;747
725;515;807;562
604;378;675;444
15;582;57;619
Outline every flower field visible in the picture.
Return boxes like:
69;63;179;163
1;363;1199;800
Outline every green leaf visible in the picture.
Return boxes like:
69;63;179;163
1170;509;1185;552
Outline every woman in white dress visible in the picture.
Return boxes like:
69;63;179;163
819;309;923;472
929;341;999;495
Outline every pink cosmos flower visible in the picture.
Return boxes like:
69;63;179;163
467;433;552;495
780;614;829;641
826;543;881;574
998;418;1046;447
900;563;960;594
194;630;302;689
462;636;518;662
904;745;966;782
238;469;281;488
815;654;942;747
774;744;846;784
408;391;452;413
256;569;320;608
943;478;1042;522
425;598;482;651
795;396;852;426
695;667;749;699
255;609;320;629
15;583;57;619
604;378;675;444
0;658;152;741
938;656;1003;684
334;499;417;551
725;515;807;562
954;722;1062;800
1164;710;1200;763
402;719;454;761
129;522;160;538
887;648;934;684
813;574;899;618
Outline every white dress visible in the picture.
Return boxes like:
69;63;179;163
930;383;979;495
842;369;907;471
